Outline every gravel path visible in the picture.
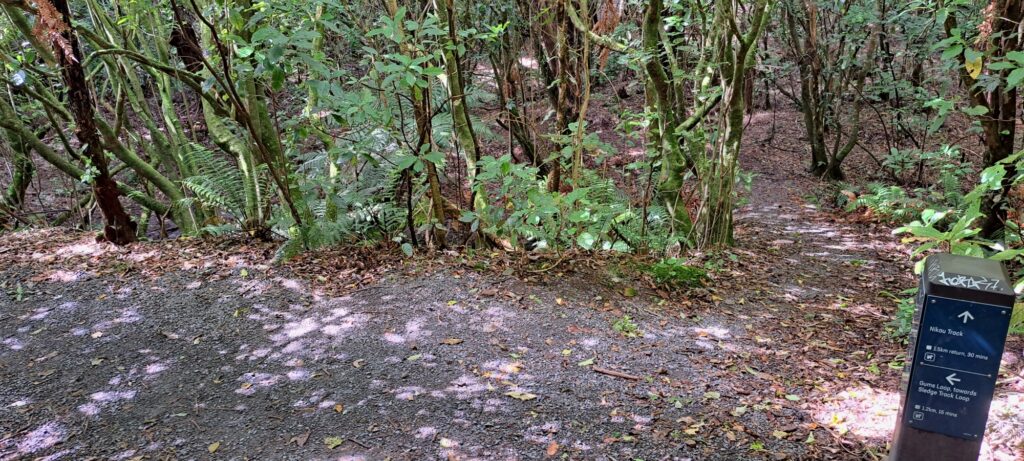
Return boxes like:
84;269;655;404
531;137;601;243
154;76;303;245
1;111;1021;461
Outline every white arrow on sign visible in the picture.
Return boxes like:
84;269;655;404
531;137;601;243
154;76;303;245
946;373;961;386
957;310;975;324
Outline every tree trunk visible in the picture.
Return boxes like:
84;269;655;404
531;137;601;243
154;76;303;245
942;0;1023;238
785;1;828;176
642;0;692;236
2;129;35;210
435;0;485;211
414;90;448;249
693;0;770;249
696;86;743;248
824;25;879;182
52;0;136;244
979;1;1022;238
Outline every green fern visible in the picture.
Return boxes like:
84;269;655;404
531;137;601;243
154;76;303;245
274;130;408;260
178;144;271;235
849;184;925;223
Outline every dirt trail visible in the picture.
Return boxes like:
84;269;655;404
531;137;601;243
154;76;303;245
1;111;1021;461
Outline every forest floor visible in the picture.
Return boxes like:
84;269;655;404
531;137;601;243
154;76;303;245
1;110;1022;461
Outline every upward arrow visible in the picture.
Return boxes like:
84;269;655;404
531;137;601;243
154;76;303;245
957;311;975;324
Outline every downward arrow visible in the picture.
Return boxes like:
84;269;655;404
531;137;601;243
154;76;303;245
946;373;961;386
957;311;975;324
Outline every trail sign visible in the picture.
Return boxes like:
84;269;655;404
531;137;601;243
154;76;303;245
890;254;1015;461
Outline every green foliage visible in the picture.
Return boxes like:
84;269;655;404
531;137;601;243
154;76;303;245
887;289;919;338
277;131;407;260
178;145;271;236
460;155;641;252
647;258;707;288
848;184;926;223
895;153;1023;260
613;315;641;338
894;152;1024;335
1011;304;1024;335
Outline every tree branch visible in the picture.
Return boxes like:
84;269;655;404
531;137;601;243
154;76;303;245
564;0;630;53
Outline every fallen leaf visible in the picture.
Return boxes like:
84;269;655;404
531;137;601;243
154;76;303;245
208;441;220;453
772;430;789;439
577;358;594;367
90;331;103;339
334;404;344;413
324;436;344;449
784;394;800;401
546;441;559;456
441;338;464;345
289;431;310;447
439;437;456;448
91;358;105;366
505;391;537;401
406;354;422;362
704;391;721;400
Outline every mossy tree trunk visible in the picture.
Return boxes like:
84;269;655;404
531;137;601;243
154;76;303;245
693;0;772;249
435;0;485;212
2;129;35;211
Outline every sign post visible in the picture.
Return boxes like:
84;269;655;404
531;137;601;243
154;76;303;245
890;254;1015;460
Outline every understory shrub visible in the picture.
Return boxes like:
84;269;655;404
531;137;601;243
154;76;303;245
647;258;707;288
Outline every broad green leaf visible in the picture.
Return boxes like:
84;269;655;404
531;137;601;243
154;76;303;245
941;44;963;61
988;61;1016;71
1007;50;1024;65
962;105;988;116
576;232;596;250
1007;68;1024;89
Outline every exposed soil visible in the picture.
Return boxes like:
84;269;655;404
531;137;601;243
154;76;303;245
1;110;1022;461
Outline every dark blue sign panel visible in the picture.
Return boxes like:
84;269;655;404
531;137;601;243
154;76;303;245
904;295;1012;439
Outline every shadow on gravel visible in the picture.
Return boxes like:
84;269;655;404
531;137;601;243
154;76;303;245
1;265;903;461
